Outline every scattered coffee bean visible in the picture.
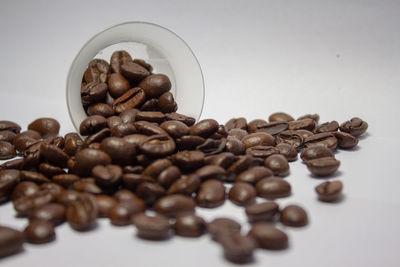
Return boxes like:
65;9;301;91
132;213;171;240
207;217;241;241
269;112;294;122
245;201;279;223
306;157;340;177
29;203;65;226
228;182;256;206
0;140;16;160
256;177;291;199
153;194;195;217
248;223;288;250
300;145;334;162
28;118;60;138
196;179;226;208
339;117;368;137
315;180;343;202
264;154;289;177
218;233;256;263
0;169;20;203
280;204;309;227
174;214;207;237
0;225;24;258
66;193;98;231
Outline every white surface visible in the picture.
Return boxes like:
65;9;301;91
1;0;399;266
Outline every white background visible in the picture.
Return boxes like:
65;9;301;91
1;0;400;266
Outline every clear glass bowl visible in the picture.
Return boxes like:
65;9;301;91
66;21;204;131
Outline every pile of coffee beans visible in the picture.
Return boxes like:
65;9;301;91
0;50;368;263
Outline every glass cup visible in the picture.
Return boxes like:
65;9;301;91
66;21;204;131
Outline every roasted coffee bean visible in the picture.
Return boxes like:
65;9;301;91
157;166;181;188
195;165;226;181
160;120;189;138
246;145;279;159
276;143;298;162
174;214;207;237
134;121;167;136
0;130;17;143
153;194;195;217
226;155;253;181
39;183;64;198
79;115;107;136
122;173;154;191
81;82;108;106
333;131;359;149
87;103;115;117
254;121;288;135
113;87;146;113
84;128;111;146
122;134;147;148
110;50;133;73
339;117;368;137
189;119;219;138
139;135;176;157
176;135;205;150
0;121;21;134
173;150;204;171
29;203;65;226
109;198;146;226
264;154;289;177
306;156;340;177
167;174;200;196
280;205;308;227
275;130;303;149
73;181;102;195
0;158;24;170
138;74;171;98
256;177;291;199
207;217;241;240
0;169;20;202
0;226;24;258
123;165;143;174
40;143;69;168
13;190;56;216
87;141;100;150
269;112;294;122
66;193;98;231
108;73;130;98
225;136;245;155
288;118;316;131
27;118;59;138
248;223;288;250
207;152;236;169
141;98;159;111
142;159;172;178
64;134;84;156
45;136;64;149
298;114;320;123
315;180;343;202
296;129;314;140
84;59;110;83
133;58;153;71
196;138;226;156
157;92;177;113
56;190;80;205
136;182;166;205
225;117;247;131
304;132;337;150
228;128;248;140
113;189;138;202
219;234;256;264
165;112;195;126
235;166;273;184
105;92;115;106
245;201;279;223
20;171;50;184
12;181;39;201
196;179;225;208
24;220;56;244
315;121;339;133
136;111;165;123
100;137;136;165
13;135;38;153
71;149;112;177
95;195;117;217
247;119;267;133
92;164;122;188
300;145;334;162
132;213;171;240
119;109;139;124
242;132;275;149
53;174;80;188
38;163;64;177
120;61;150;82
229;182;256;206
107;116;123;129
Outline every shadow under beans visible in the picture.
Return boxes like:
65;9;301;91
308;170;343;179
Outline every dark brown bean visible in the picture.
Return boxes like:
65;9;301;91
225;117;247;131
53;174;80;189
92;164;122;188
12;181;39;201
333;131;359;149
40;143;69;168
225;136;245;155
38;163;65;177
207;218;241;241
306;157;340;177
0;121;21;134
196;179;225;208
139;135;176;157
288;118;316;131
174;214;207;237
167;174;200;196
158;92;177;113
276;143;298;161
136;182;166;205
20;171;50;184
245;201;279;223
95;195;117;218
228;128;248;140
304;132;338;150
248;223;288;250
315;121;339;133
264;154;290;177
100;137;136;165
207;152;236;169
157;166;181;188
109;198;146;226
153;194;195;217
0;169;20;203
113;87;146;113
84;59;110;83
24;220;56;244
235;166;273;185
0;226;24;258
173;150;204;171
71;149;112;177
122;173;154;191
81;82;108;106
29;203;65;226
228;182;256;206
110;50;133;73
256;177;291;199
66;193;98;231
120;61;150;82
56;190;80;205
246;145;279;160
165;112;195;126
0;158;25;170
134;121;167;136
28;118;60;138
133;58;153;71
138;74;171;98
132;213;171;240
176;135;205;150
189;119;219;138
242;132;275;149
269;112;294;122
160;120;189;138
275;130;304;149
339;117;368;137
119;109;139;124
72;181;102;195
79;115;107;136
13;190;56;216
252;121;288;135
219;234;256;264
315;180;343;202
87;103;115;117
280;205;309;227
108;73;130;98
195;165;226;181
300;145;334;162
0;130;17;143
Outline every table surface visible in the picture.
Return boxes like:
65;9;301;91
1;1;399;266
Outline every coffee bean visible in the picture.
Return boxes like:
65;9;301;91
108;73;130;98
122;173;154;191
296;129;314;140
87;103;115;117
38;163;64;177
248;223;288;250
132;213;171;240
339;117;368;137
160;120;189;138
20;171;50;184
304;132;338;150
107;116;123;129
100;137;136;165
79;115;107;136
138;74;171;98
245;201;279;223
134;121;168;136
56;190;80;205
269;112;294;122
0;121;21;134
315;180;343;202
306;157;340;177
81;82;108;106
189;119;219;138
288;118;316;131
53;174;80;189
256;177;291;199
109;198;146;226
123;165;143;174
174;214;207;237
206;152;235;168
0;169;20;203
95;195;117;218
218;234;256;263
275;130;304;149
242;132;275;149
315;121;339;133
196;138;226;156
228;128;248;140
176;135;205;150
276;143;298;161
0;130;17;143
71;148;112;177
120;61;150;82
12;181;39;201
225;117;247;131
40;143;69;168
333;131;359;149
280;204;308;227
0;226;24;258
157;166;181;188
153;194;195;217
84;59;110;83
110;50;133;73
235;166;273;185
195;165;226;181
300;145;334;162
165;112;195;126
13;190;56;216
167;174;200;196
247;119;267;133
225;136;245;155
27;118;60;138
226;155;253;181
64;134;84;156
39;183;64;198
113;189;138;202
139;135;176;157
133;58;153;72
92;164;122;188
228;182;256;206
136;111;165;123
113;87;146;113
84;128;111;146
0;158;24;171
66;193;98;231
24;220;56;244
173;150;204;171
207;217;241;240
246;145;279;160
264;154;289;177
136;182;166;205
73;181;102;195
158;92;177;113
196;179;225;208
253;121;289;135
119;109;139;124
298;114;320;123
29;203;65;226
141;98;159;111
